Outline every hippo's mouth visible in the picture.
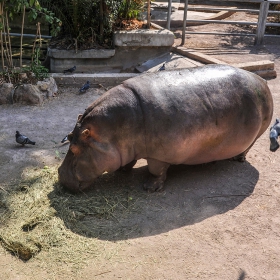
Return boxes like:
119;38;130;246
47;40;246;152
58;166;93;193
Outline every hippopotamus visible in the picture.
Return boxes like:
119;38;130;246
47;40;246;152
58;64;273;193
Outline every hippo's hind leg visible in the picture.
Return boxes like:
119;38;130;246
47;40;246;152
232;152;247;162
118;160;137;172
144;158;170;193
231;142;256;162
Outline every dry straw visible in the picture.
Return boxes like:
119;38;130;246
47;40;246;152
0;165;145;268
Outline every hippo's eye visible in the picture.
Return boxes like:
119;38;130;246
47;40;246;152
68;132;74;142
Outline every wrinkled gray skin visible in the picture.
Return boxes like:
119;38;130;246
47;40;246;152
58;65;273;193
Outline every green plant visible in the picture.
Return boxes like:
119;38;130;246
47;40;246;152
117;0;145;20
0;0;61;71
41;0;147;50
23;47;49;80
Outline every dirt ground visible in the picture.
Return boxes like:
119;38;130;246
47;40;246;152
1;11;280;280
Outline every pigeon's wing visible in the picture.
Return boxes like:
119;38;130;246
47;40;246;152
61;135;68;143
16;135;28;144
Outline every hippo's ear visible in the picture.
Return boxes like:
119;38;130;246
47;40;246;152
81;129;90;139
81;128;100;142
77;114;83;122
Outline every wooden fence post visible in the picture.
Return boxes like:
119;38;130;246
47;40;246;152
255;0;269;45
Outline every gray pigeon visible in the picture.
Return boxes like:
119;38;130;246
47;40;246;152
79;81;90;93
158;63;165;71
63;65;76;74
61;135;68;143
15;131;35;146
269;118;280;152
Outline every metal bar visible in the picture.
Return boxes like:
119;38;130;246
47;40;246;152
188;6;280;14
268;10;280;14
255;1;270;45
166;0;172;30
147;0;151;28
207;0;266;3
264;34;280;37
181;0;189;45
266;22;280;26
7;32;51;39
198;0;263;2
188;7;260;13
186;19;258;25
184;31;256;36
183;31;280;39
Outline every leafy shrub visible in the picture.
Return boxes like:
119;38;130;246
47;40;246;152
41;0;146;49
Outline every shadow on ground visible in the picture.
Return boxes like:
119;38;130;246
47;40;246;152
49;159;258;241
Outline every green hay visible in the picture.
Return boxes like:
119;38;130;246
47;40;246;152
0;165;146;269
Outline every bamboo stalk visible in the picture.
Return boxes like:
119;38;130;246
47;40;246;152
6;11;13;68
20;5;26;68
2;11;11;68
0;2;5;70
38;22;42;48
31;23;39;64
100;0;104;42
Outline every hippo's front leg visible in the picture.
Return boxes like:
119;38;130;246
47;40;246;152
144;158;170;192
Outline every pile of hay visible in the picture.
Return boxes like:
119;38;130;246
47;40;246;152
0;165;145;266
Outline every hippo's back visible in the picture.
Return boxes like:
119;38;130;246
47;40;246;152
123;65;273;164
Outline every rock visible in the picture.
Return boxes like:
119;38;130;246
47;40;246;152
0;83;14;105
36;76;58;98
13;84;43;105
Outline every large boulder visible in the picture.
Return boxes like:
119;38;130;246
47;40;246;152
0;83;14;105
37;76;58;98
13;84;43;105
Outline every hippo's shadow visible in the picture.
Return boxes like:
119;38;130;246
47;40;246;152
49;159;258;241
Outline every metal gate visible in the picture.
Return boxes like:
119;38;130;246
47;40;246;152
165;0;280;45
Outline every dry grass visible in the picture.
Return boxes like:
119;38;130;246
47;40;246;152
0;165;146;272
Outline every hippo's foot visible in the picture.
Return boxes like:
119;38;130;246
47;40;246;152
231;153;246;162
143;175;165;193
144;158;170;193
118;160;137;172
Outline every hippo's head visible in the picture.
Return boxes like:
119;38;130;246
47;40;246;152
58;114;121;192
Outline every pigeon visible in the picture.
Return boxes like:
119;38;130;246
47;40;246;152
269;118;280;152
79;81;90;93
63;65;76;74
158;63;165;71
15;131;35;146
61;135;69;143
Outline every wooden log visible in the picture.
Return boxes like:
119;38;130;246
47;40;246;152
232;60;274;71
253;69;277;79
171;46;227;64
172;47;275;73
